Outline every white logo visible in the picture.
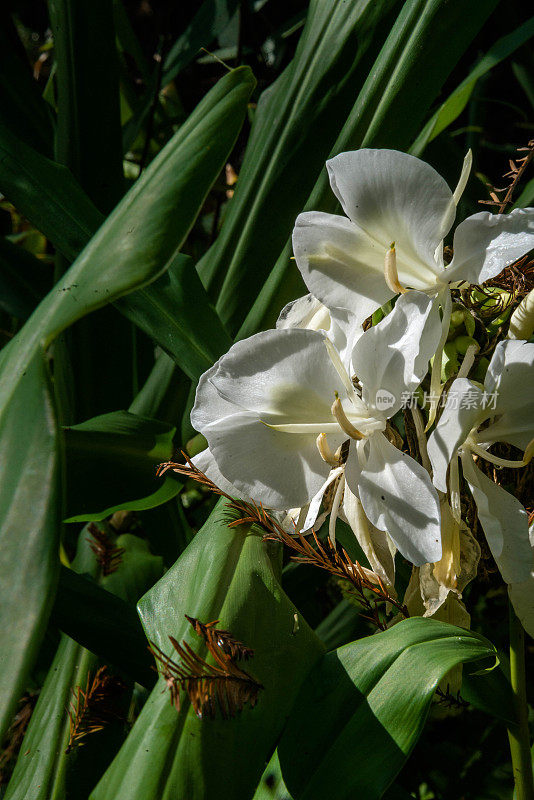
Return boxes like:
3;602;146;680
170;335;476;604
375;389;395;410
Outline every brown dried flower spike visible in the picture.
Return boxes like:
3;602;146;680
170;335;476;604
149;616;263;720
87;524;125;576
66;666;124;753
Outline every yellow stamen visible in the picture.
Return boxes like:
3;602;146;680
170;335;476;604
331;396;364;440
316;433;338;467
470;437;534;468
384;242;407;295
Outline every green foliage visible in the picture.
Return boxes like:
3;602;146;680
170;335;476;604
0;0;531;797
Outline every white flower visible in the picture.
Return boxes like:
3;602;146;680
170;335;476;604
192;291;442;566
292;149;534;326
427;339;534;585
276;292;362;365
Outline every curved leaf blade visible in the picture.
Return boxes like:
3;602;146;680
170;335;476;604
277;618;497;800
91;500;325;800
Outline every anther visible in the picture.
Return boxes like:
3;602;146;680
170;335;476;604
316;433;338;467
384;242;407;295
331;397;364;440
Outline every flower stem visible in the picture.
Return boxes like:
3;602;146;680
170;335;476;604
508;602;534;800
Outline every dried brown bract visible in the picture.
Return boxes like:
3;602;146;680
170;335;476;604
149;622;262;720
185;615;254;661
66;666;125;753
87;523;125;576
0;692;38;786
479;139;534;214
158;453;407;630
265;526;408;630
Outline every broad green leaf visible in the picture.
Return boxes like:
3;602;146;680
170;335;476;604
277;618;496;800
4;529;163;800
49;0;131;418
0;65;254;268
238;0;500;338
197;0;403;331
52;566;155;687
91;500;325;800
129;350;190;426
0;122;103;263
0;13;55;156
0;350;60;741
117;253;233;382
63;410;179;522
410;17;534;156
49;0;124;214
0;65;254;739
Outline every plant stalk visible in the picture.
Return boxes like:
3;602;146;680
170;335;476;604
508;602;534;800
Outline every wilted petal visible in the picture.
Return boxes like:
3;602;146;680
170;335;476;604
461;452;532;583
327;149;454;281
480;339;534;451
443;208;534;286
348;433;442;566
342;479;396;589
427;378;486;492
351;291;441;418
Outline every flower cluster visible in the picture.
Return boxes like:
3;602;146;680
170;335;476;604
191;149;534;633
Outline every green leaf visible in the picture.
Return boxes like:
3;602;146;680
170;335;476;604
4;529;163;800
0;65;254;738
198;0;402;333
410;16;534;156
0;65;254;269
277;618;497;800
0;123;103;263
49;0;124;214
0;350;60;741
52;566;155;687
63;410;178;522
238;0;500;338
91;500;325;800
117;254;233;381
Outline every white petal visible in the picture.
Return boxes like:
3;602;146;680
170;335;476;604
443;208;534;286
206;410;338;510
292;210;393;325
480;339;534;450
348;433;442;566
427;378;486;492
350;291;441;418
461;452;531;583
192;328;347;510
327;149;454;277
276;293;331;332
453;150;473;206
190;361;237;433
192;448;247;499
209;328;342;424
